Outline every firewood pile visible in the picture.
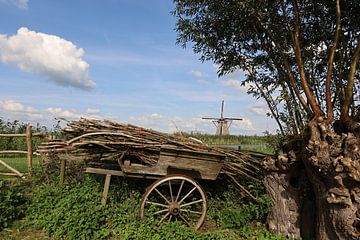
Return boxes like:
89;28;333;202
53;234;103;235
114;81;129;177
38;118;263;198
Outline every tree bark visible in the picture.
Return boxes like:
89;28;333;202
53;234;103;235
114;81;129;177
265;120;360;239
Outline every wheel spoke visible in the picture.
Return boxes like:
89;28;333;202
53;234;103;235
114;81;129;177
154;188;170;204
180;209;203;215
168;180;174;202
180;199;203;208
178;214;191;227
140;176;207;231
178;187;196;205
175;180;185;202
146;201;168;208
159;212;170;224
153;209;169;216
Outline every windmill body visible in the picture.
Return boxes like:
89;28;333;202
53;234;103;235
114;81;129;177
202;101;242;136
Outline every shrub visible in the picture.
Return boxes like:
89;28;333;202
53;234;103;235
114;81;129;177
0;180;28;230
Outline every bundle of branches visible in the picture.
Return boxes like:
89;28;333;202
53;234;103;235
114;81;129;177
38;118;264;199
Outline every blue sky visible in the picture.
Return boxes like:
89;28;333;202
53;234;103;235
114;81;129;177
0;0;277;135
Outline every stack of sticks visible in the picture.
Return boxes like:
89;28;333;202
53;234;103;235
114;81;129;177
38;118;263;199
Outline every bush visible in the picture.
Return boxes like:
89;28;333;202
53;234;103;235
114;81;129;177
26;177;110;239
0;180;28;230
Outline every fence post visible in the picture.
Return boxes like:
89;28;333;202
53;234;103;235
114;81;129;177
26;125;33;173
60;157;66;185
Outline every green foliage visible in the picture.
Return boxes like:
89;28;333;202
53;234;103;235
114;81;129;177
0;180;28;230
26;177;110;239
238;225;290;240
25;176;246;240
207;184;271;230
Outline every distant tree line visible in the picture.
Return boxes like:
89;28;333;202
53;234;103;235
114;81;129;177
0;118;56;152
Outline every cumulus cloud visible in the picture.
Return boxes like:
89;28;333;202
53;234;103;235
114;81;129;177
46;107;105;120
46;107;80;119
0;27;95;89
0;99;44;120
0;0;28;9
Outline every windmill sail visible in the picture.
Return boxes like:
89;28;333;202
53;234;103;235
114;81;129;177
202;100;243;136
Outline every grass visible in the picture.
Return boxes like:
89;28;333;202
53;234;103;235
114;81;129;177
0;156;40;175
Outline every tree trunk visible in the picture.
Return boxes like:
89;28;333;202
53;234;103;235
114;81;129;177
265;119;360;239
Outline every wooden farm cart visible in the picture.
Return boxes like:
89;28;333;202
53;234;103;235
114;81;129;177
85;146;226;230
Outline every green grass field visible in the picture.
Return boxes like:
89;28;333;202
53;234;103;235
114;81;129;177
0;156;40;175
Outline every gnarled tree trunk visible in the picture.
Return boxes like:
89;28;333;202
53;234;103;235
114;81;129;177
265;119;360;239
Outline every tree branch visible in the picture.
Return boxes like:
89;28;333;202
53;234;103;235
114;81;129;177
341;36;360;120
291;0;323;117
251;9;312;115
325;0;341;124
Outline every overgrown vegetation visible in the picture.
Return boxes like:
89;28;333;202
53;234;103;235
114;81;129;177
0;180;28;231
0;170;288;239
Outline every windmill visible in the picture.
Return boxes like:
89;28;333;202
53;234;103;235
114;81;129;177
202;100;243;136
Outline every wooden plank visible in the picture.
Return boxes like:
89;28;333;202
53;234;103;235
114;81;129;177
158;155;223;180
101;174;111;205
121;164;167;176
84;167;159;180
0;150;28;155
0;160;24;178
85;167;124;177
26;125;33;172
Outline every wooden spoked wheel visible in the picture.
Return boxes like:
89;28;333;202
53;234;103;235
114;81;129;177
140;175;208;230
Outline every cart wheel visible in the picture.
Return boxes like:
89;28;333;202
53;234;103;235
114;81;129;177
140;175;208;230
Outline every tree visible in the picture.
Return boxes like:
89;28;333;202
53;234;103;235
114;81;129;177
173;0;360;239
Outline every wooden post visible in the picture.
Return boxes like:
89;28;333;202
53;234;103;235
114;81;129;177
101;174;112;205
60;158;66;184
26;125;33;173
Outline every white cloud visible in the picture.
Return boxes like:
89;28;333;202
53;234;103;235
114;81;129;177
249;105;269;116
0;99;24;112
46;107;79;119
232;118;256;131
220;79;252;93
0;99;44;121
0;27;95;89
0;99;35;113
190;70;207;78
0;0;28;9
